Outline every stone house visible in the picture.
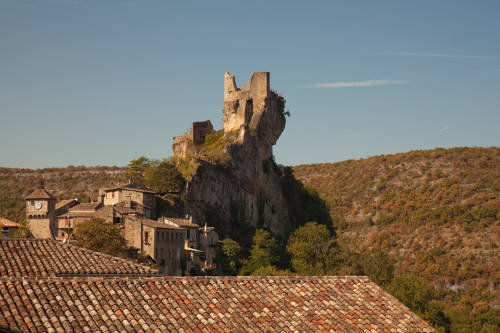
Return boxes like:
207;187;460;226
123;217;186;276
0;217;21;238
162;217;219;274
56;202;102;239
99;183;156;219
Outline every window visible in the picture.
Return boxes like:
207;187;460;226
144;231;150;245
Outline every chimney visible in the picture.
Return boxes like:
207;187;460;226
125;195;131;208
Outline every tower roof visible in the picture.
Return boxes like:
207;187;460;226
25;188;55;200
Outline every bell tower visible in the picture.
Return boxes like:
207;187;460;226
25;180;56;239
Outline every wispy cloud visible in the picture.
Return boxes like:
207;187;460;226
385;52;490;59
439;125;449;133
303;79;409;89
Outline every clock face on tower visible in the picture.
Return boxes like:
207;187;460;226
34;201;42;210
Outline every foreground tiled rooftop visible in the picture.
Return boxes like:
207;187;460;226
0;276;434;332
0;240;434;332
0;239;159;277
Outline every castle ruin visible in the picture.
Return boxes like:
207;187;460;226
172;72;289;236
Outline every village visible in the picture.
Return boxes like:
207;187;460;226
18;179;220;276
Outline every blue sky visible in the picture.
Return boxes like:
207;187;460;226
1;0;499;168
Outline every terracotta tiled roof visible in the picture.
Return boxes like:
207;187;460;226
0;239;159;278
55;199;78;211
65;211;96;218
102;183;156;194
0;276;435;332
164;217;198;228
0;217;20;228
24;188;55;200
141;219;182;230
69;202;102;212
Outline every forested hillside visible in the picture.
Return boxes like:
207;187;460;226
293;147;500;332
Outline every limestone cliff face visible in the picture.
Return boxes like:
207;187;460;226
173;72;288;236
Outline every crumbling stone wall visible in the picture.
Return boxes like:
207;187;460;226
172;120;214;158
192;121;214;145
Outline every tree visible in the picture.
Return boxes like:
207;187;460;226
221;238;242;275
145;159;185;193
74;218;127;256
387;274;450;332
125;156;152;185
286;221;340;275
240;229;280;275
357;248;394;287
11;219;33;239
251;265;292;276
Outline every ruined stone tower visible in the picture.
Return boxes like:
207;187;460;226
222;72;286;157
173;72;288;236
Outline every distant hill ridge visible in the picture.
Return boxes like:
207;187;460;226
0;165;126;222
293;146;499;220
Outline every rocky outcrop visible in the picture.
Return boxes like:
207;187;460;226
173;72;288;236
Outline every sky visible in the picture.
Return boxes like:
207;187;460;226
1;0;499;168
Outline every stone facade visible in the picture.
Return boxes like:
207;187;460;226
162;217;219;274
123;217;185;276
198;224;219;272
